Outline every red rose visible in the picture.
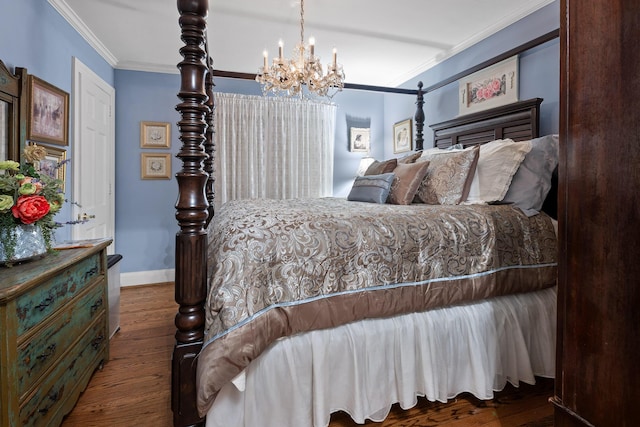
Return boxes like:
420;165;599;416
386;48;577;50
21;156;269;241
11;195;51;224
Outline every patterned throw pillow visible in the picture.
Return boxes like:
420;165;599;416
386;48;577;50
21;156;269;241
347;173;395;204
397;152;422;164
415;146;479;205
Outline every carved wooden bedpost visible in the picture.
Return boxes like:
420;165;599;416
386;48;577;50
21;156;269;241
204;57;216;223
173;0;209;426
414;81;425;151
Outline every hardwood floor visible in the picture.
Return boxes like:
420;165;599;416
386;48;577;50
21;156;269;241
62;282;554;427
62;282;175;426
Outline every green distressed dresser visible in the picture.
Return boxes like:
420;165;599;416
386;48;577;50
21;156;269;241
0;238;112;427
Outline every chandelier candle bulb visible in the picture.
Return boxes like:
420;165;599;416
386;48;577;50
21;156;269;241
278;40;283;59
263;50;268;72
332;48;337;67
309;37;315;56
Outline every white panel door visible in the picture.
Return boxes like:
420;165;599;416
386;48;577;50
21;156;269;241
71;58;115;253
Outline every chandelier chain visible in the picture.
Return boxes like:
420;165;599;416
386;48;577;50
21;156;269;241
300;0;304;45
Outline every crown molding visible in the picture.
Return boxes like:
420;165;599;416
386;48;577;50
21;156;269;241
389;0;556;87
48;0;118;67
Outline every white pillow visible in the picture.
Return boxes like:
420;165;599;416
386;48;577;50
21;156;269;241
416;144;464;160
465;139;532;204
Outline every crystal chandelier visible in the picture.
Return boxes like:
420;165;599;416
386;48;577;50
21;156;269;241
255;0;345;98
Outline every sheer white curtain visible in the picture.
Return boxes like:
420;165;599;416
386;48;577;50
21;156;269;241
213;93;336;209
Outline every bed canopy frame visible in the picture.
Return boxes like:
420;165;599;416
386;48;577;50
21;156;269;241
172;2;556;425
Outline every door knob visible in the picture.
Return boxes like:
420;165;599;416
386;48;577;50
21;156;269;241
77;213;96;221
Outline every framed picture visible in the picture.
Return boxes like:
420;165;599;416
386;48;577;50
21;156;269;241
140;121;171;148
350;127;370;153
459;56;519;115
27;75;69;146
141;153;171;179
393;118;412;153
35;144;67;190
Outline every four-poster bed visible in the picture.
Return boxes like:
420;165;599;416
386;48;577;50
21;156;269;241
172;2;558;426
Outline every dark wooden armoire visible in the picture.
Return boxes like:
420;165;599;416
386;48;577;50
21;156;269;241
553;1;640;426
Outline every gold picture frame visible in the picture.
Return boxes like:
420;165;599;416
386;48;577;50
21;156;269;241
33;143;67;191
393;118;412;153
27;75;70;146
140;121;171;148
141;153;171;179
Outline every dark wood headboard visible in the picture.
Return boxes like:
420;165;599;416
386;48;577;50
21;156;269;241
429;98;543;149
427;97;556;219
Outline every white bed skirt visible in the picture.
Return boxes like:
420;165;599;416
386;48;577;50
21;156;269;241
205;286;556;427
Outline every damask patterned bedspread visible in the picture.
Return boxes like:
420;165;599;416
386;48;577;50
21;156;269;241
197;197;557;415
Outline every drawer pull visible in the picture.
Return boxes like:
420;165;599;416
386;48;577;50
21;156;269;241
35;296;55;312
36;344;57;362
38;385;64;415
83;266;99;280
91;335;105;350
90;297;104;314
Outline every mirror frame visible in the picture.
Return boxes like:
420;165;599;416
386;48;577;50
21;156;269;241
0;60;27;162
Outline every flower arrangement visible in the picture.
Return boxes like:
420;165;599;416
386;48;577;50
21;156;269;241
0;144;66;261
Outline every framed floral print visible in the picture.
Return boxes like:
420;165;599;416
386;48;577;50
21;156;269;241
459;56;519;115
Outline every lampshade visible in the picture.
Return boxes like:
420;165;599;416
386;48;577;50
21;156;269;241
356;157;375;176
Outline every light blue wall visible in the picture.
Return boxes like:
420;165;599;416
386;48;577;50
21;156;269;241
112;72;386;272
2;0;560;275
384;1;559;158
327;90;386;198
0;0;114;244
114;70;181;272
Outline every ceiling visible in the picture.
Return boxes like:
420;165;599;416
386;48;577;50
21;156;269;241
50;0;553;88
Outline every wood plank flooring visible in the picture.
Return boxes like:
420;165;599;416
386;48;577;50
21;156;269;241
62;282;554;427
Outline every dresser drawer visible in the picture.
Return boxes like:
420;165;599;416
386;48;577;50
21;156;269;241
17;281;106;399
19;314;107;427
15;253;103;335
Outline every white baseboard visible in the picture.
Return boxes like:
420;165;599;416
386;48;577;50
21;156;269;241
121;268;175;287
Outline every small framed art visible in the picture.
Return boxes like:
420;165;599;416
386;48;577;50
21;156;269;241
459;56;519;115
141;153;172;179
350;127;370;153
140;121;171;148
27;75;70;146
393;119;412;153
35;144;67;190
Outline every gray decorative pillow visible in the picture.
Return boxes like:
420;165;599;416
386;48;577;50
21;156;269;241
347;173;395;204
503;135;559;216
